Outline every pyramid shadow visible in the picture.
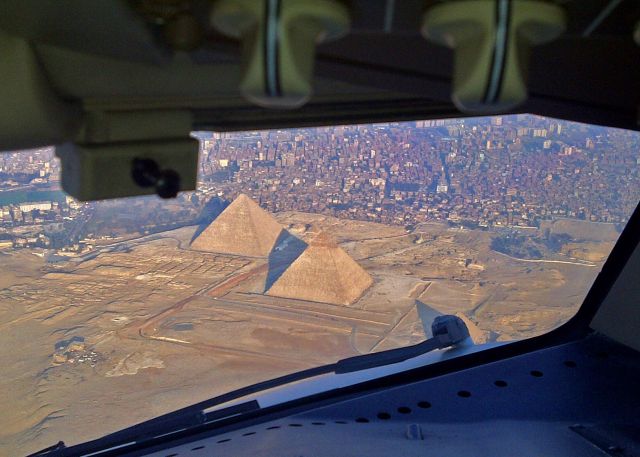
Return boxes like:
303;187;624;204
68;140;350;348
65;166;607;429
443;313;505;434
190;221;212;244
264;230;308;292
190;197;229;244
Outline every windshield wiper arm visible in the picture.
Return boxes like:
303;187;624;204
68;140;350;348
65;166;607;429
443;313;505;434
335;314;470;373
35;315;469;457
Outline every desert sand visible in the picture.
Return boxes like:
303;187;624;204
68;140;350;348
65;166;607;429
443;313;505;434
0;212;607;456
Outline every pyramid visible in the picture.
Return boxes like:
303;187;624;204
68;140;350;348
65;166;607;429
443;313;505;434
266;232;373;305
191;194;284;257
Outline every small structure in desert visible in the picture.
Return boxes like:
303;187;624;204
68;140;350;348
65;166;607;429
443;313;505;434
266;232;373;305
191;194;284;257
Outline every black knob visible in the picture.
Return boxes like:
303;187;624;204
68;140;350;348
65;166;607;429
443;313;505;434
132;158;180;199
156;169;180;199
132;158;159;187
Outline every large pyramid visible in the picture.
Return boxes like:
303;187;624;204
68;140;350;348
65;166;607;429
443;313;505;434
266;232;373;305
191;194;284;257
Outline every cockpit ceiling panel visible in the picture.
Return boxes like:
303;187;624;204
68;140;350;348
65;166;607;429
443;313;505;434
0;0;639;131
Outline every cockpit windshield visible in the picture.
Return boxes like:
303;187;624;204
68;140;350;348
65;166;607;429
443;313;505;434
2;114;639;455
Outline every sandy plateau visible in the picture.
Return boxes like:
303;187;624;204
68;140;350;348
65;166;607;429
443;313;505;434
0;213;610;456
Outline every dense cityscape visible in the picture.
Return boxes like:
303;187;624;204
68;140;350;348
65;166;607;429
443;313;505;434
1;114;639;252
199;115;639;227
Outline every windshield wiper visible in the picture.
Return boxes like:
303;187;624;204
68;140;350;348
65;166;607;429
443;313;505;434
33;314;469;457
335;314;470;373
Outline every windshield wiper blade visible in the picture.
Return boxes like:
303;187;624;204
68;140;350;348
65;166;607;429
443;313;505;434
36;366;336;456
38;315;469;457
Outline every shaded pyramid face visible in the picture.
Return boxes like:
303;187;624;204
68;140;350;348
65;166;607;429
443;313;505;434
266;232;373;306
191;194;284;257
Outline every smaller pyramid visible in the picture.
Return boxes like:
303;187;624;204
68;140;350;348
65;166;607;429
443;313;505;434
191;194;284;257
454;312;491;344
266;232;373;305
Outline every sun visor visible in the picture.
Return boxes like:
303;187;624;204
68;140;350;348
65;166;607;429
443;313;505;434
422;0;565;114
211;0;350;109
